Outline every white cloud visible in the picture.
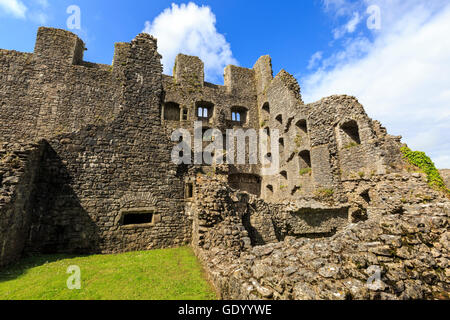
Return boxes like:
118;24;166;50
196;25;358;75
0;0;49;23
346;12;361;33
333;12;362;39
143;2;237;83
307;51;323;70
0;0;27;18
303;0;450;168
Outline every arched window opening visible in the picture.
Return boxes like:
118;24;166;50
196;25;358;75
299;150;312;172
262;102;270;115
341;120;361;145
296;119;308;133
276;114;283;125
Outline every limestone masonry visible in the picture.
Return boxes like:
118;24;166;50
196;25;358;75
0;27;449;300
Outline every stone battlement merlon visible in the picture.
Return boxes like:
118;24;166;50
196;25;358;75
29;27;274;97
34;27;86;65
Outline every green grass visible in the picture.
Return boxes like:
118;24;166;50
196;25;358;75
0;247;216;300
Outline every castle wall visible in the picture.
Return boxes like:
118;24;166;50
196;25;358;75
0;50;37;143
0;142;44;267
162;54;261;177
259;70;313;201
0;26;411;269
22;33;191;255
0;27;122;143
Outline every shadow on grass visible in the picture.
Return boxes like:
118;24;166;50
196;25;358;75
0;254;90;283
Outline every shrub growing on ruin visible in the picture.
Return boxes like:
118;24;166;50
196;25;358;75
401;146;449;195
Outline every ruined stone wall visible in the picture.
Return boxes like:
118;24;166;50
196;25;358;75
1;27;448;300
0;142;44;267
162;54;261;178
0;29;192;262
259;70;310;201
0;50;36;143
0;27;122;143
23;33;190;255
259;72;403;205
195;172;450;300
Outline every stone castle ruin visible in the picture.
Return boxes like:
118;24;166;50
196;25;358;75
0;28;449;300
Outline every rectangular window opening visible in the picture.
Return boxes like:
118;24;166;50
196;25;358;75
185;183;194;199
122;212;153;226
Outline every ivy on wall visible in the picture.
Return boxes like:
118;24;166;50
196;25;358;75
401;146;449;195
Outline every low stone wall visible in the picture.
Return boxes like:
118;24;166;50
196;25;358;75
193;170;450;300
197;200;449;300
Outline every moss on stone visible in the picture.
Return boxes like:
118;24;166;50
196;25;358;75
299;168;311;176
313;188;334;201
344;142;359;149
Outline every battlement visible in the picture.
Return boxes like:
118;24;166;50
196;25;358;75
34;27;85;65
28;27;274;97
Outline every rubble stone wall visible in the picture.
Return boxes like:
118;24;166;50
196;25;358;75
0;142;44;267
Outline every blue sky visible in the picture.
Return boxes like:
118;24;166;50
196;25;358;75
0;0;342;79
1;0;450;168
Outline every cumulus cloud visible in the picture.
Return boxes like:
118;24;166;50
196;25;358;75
302;0;450;168
143;2;238;83
0;0;27;18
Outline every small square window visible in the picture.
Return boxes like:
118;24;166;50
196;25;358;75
231;107;247;124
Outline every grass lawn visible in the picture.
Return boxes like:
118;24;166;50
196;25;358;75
0;246;217;300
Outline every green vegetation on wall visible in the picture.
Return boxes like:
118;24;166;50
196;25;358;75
400;146;449;194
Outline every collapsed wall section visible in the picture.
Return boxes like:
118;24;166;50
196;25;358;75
194;171;450;300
